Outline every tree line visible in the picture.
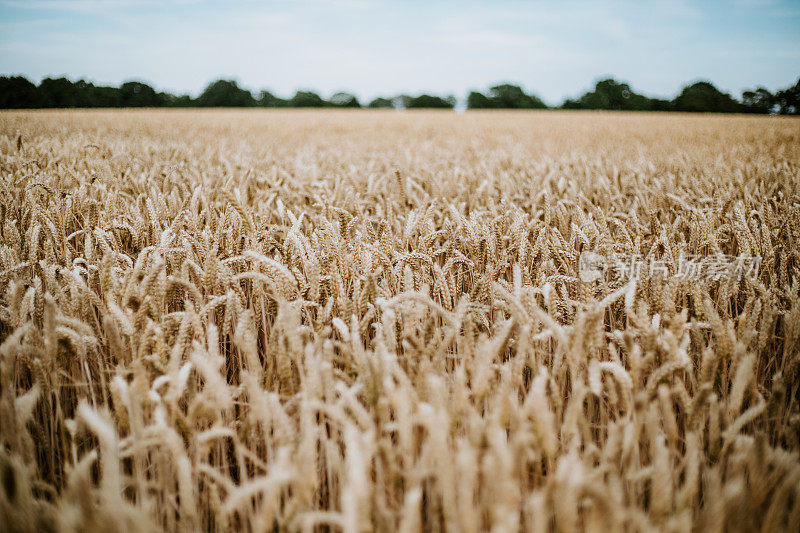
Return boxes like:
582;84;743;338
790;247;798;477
1;75;798;114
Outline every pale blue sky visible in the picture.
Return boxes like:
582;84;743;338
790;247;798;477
1;0;798;105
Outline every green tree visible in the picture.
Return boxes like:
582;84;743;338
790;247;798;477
367;97;393;108
257;90;287;107
0;76;41;108
38;77;81;107
163;94;193;107
196;79;255;107
467;91;493;109
119;81;162;107
329;92;360;108
649;98;674;112
775;78;799;115
289;90;325;107
740;87;774;114
672;81;739;113
577;79;651;111
35;77;124;107
404;94;454;108
488;84;546;109
88;82;121;107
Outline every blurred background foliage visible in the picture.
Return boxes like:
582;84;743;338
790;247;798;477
1;75;798;113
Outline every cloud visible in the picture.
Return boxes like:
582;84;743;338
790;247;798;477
0;0;198;9
2;0;152;11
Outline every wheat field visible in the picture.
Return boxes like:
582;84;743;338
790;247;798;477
1;109;799;532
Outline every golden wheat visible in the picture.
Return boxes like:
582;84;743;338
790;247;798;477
0;109;799;532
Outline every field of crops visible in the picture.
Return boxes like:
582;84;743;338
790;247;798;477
1;109;799;531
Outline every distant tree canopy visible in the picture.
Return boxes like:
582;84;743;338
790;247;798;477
776;79;800;115
649;99;674;112
402;94;455;109
289;91;326;108
561;79;676;111
0;76;39;108
1;75;798;113
163;94;193;108
741;88;775;114
196;80;255;107
467;91;492;109
257;90;287;108
492;84;546;109
367;97;393;108
570;79;652;111
37;77;108;107
672;81;740;113
558;77;800;114
467;84;546;109
119;81;164;107
329;92;361;108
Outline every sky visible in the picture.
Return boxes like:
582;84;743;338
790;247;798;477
0;0;799;106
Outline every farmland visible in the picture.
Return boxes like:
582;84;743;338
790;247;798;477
1;109;799;531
